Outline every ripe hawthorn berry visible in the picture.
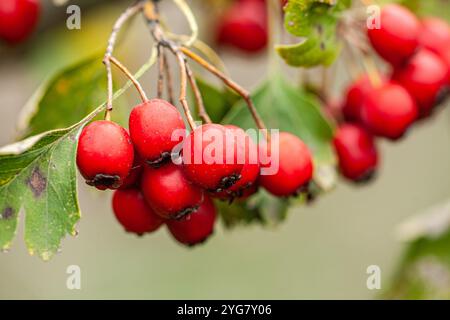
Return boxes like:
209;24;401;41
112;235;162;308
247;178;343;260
419;18;450;56
342;75;384;123
112;188;163;235
392;49;448;116
333;124;379;183
214;125;260;200
129;99;185;167
119;152;144;189
77;120;134;190
166;196;217;247
361;82;417;140
367;4;420;66
141;163;204;220
217;0;268;53
182;123;244;193
259;132;314;197
0;0;40;44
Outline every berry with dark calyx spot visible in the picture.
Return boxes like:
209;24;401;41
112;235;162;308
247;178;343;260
119;153;144;190
141;163;204;220
112;188;164;235
167;196;217;247
367;4;420;66
392;49;448;116
77;120;134;190
333;124;379;183
129;99;186;167
213;125;260;200
182;123;244;193
419;18;450;56
259;132;314;197
342;75;384;123
217;0;267;53
361;82;417;140
0;0;40;44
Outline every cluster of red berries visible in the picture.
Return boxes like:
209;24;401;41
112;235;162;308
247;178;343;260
76;99;314;246
216;0;287;53
0;0;40;44
333;4;450;183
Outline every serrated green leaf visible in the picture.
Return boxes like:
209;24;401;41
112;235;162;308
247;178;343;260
18;55;127;139
277;0;351;67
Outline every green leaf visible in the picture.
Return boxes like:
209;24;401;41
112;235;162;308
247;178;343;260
277;0;351;67
190;77;239;123
17;55;127;139
384;201;450;299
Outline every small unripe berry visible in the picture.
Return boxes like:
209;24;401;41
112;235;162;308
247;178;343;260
259;132;314;197
217;0;268;53
392;49;448;116
361;82;417;140
77;120;134;190
167;196;217;247
333;124;379;182
0;0;40;44
367;4;420;66
112;188;163;235
182;124;244;192
129;99;186;167
141;163;204;220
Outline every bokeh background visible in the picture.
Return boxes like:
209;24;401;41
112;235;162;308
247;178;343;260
1;0;450;299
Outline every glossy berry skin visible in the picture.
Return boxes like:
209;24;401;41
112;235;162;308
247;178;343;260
119;153;143;189
0;0;40;44
259;132;314;197
214;125;260;200
77;120;134;190
141;163;204;220
342;75;382;123
367;4;420;66
392;49;448;116
182;124;244;192
129;99;185;167
167;196;217;247
112;189;163;235
333;124;379;182
361;82;417;140
217;0;267;53
419;18;450;56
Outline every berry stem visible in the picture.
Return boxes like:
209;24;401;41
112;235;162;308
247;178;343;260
180;47;269;140
109;56;149;103
186;63;212;124
103;0;145;120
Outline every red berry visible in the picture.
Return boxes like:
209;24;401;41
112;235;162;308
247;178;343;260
214;125;260;200
182;124;244;192
0;0;40;44
141;163;204;220
167;196;217;247
77;120;134;190
342;75;383;123
112;189;163;235
119;152;144;189
259;132;313;197
367;4;419;66
419;18;450;56
217;0;268;53
361;82;417;140
129;99;186;167
392;49;448;116
333;124;379;182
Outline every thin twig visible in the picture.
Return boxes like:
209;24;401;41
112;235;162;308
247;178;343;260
180;47;268;136
186;63;211;124
157;45;164;99
103;0;144;120
109;56;149;103
162;49;175;104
